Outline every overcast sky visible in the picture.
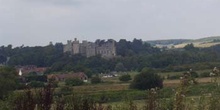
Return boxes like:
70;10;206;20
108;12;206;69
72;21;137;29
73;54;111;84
0;0;220;47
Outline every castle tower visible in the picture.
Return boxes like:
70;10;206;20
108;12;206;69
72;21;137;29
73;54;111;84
79;40;88;56
72;38;80;54
96;39;116;58
63;40;73;54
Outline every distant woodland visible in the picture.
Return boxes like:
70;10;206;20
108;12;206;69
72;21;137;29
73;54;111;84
1;39;220;77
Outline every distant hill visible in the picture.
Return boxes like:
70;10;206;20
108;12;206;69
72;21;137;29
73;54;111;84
174;36;220;48
146;39;191;46
192;36;220;43
146;36;220;48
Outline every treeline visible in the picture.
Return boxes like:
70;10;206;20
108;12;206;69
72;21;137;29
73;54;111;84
0;43;64;67
1;39;220;76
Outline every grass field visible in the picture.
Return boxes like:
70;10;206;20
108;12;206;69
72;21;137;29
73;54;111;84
159;69;211;76
64;77;213;94
62;70;213;93
53;69;217;109
13;70;220;110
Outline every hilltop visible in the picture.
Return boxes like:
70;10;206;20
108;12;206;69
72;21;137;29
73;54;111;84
146;36;220;48
146;39;191;46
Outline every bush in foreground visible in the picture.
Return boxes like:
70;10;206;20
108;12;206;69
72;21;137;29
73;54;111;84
0;66;18;99
130;69;163;90
119;74;132;82
65;78;84;86
91;77;102;84
28;81;45;88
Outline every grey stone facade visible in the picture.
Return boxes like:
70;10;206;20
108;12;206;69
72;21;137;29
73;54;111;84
72;38;80;54
63;38;116;58
96;39;116;58
63;40;73;54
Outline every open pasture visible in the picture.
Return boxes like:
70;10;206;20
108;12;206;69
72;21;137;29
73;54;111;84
70;77;212;94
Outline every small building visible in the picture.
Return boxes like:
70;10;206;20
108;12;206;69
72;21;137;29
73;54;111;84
47;72;88;82
16;65;47;76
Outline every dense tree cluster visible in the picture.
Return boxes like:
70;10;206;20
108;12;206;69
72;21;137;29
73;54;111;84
116;39;160;57
119;74;132;82
0;43;63;67
1;39;220;76
91;77;102;84
65;78;84;86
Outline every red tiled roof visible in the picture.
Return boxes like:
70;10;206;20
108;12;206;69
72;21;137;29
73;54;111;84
16;65;47;75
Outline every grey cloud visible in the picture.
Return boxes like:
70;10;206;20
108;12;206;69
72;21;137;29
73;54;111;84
1;0;220;46
24;0;83;6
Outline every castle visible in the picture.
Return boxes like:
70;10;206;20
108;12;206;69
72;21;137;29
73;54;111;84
63;38;116;58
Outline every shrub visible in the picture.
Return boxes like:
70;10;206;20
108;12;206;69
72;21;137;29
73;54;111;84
65;78;84;86
167;75;181;80
191;71;199;78
115;62;126;72
60;86;73;92
91;77;102;84
9;84;54;110
200;72;210;78
130;69;163;90
119;74;132;82
0;66;18;99
28;81;45;88
25;75;47;82
51;81;58;88
17;83;27;90
56;86;73;96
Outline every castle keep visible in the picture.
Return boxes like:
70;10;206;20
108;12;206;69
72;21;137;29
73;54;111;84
63;38;116;58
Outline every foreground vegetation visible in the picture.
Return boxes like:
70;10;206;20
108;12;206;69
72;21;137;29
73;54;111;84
1;65;220;110
1;79;220;110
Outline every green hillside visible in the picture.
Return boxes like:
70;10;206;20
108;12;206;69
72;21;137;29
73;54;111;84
146;36;220;48
174;36;220;48
146;39;191;46
191;36;220;43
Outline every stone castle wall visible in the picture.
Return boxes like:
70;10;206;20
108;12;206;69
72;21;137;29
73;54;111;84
63;38;116;58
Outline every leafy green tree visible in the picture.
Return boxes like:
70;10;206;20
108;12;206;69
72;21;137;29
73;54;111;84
25;75;47;82
116;39;132;56
184;43;198;51
115;62;126;72
50;61;66;72
91;77;102;84
141;67;155;73
65;78;84;86
130;68;163;90
0;55;7;63
0;66;18;99
200;72;210;78
132;38;144;54
190;71;199;78
119;74;132;82
28;81;45;88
